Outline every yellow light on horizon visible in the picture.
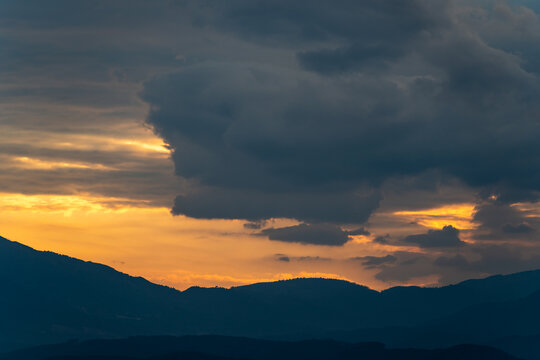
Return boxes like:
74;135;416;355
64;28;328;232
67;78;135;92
151;270;353;290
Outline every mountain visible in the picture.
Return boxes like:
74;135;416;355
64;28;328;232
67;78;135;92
2;234;540;358
0;236;185;351
0;335;519;360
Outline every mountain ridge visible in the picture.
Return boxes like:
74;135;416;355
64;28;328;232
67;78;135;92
2;234;540;358
3;235;540;296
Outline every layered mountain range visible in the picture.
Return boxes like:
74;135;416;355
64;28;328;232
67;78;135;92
1;235;539;359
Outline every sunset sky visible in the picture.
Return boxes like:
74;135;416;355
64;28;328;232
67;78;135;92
2;0;540;290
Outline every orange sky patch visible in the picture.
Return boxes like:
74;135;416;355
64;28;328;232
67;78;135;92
393;203;477;230
0;191;483;291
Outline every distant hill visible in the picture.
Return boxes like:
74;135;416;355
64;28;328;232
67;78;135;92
2;234;540;358
0;335;520;360
0;236;184;351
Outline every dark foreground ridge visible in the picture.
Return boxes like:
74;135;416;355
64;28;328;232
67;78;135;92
1;235;540;359
0;335;520;360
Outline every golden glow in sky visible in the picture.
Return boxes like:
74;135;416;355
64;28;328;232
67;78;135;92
0;190;480;290
393;204;477;230
13;156;113;170
0;191;364;289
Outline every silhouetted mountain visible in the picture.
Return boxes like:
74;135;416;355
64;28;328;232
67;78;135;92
0;335;520;360
2;235;540;358
0;236;184;351
320;285;540;350
484;335;540;360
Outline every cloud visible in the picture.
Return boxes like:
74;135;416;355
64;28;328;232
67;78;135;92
352;255;397;268
297;43;404;75
274;254;332;262
204;0;447;45
348;227;370;236
170;182;380;223
371;243;540;285
472;199;540;241
434;254;469;268
502;223;535;234
258;223;369;246
296;256;331;262
261;223;353;246
142;62;388;223
434;244;540;278
140;0;540;228
244;220;268;230
373;235;391;245
402;225;465;248
372;251;435;283
275;254;290;262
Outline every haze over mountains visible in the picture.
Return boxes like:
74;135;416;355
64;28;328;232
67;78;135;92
2;234;540;359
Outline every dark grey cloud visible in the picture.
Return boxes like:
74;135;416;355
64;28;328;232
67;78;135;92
261;223;352;246
0;0;193;207
274;254;332;262
0;162;179;207
403;225;465;248
502;223;535;234
467;244;540;274
296;256;331;262
297;43;403;75
203;0;447;45
244;220;268;230
434;254;469;268
351;255;397;268
140;0;540;232
259;223;370;247
373;235;391;245
275;254;290;262
369;243;540;285
348;227;370;236
5;0;540;220
473;199;540;241
372;251;435;283
172;186;380;224
434;244;540;280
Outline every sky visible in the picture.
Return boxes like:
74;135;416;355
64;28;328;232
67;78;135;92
2;0;540;290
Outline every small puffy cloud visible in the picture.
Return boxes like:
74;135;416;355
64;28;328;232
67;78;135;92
275;254;290;262
274;254;332;262
402;225;465;248
373;251;435;283
260;223;370;246
373;235;391;245
261;223;352;246
348;227;370;236
352;255;397;268
244;220;268;230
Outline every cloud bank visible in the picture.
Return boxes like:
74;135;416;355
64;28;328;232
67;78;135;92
140;1;540;242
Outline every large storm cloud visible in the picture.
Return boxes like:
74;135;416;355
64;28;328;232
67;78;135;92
141;0;540;238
